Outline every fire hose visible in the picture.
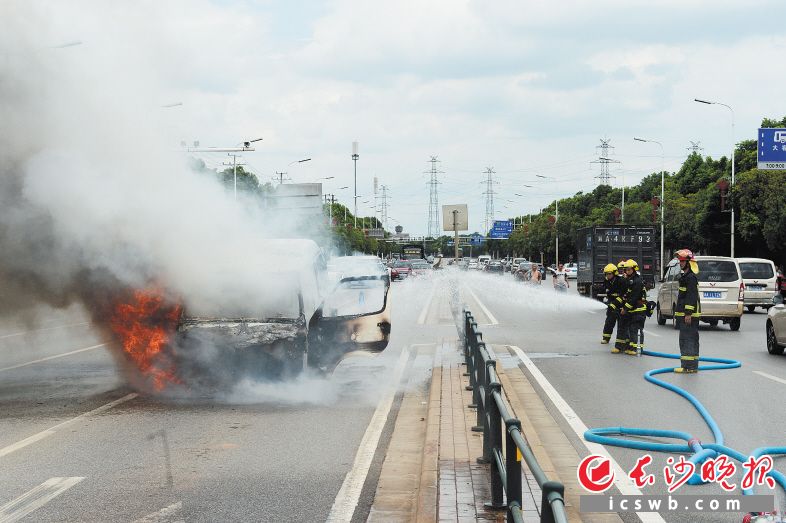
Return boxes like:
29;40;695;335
584;350;786;518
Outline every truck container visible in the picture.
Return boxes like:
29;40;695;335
576;225;657;300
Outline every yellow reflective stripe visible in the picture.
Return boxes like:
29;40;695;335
625;303;633;309
609;304;617;310
602;334;611;338
675;312;684;316
685;305;695;310
680;356;699;360
632;307;646;312
679;286;687;291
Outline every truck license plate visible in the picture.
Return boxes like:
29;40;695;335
703;291;721;299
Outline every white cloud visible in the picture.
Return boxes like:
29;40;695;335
4;0;785;236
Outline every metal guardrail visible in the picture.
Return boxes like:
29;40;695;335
462;309;569;523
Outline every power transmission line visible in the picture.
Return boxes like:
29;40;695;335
483;167;497;234
687;141;704;155
591;138;619;186
378;184;390;231
425;156;443;238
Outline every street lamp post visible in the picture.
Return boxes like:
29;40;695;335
352;142;359;228
695;98;735;257
634;137;665;279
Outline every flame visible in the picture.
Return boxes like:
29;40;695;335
109;287;182;391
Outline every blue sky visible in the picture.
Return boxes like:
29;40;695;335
26;0;786;235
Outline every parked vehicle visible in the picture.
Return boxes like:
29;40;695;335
564;262;578;279
576;225;657;299
766;294;786;355
656;256;744;331
176;240;391;377
477;254;491;268
736;257;778;312
468;258;479;270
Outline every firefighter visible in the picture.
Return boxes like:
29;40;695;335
612;261;632;354
601;263;623;344
621;259;647;356
674;249;701;373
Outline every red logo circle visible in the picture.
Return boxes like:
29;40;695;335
578;454;615;493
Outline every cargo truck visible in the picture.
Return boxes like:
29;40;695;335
576;225;657;300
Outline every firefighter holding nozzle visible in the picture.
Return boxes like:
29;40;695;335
601;263;624;344
674;249;701;373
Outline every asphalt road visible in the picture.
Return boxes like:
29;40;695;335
459;268;786;523
0;284;441;523
2;269;784;523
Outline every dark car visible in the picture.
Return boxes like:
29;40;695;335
485;261;504;274
391;260;412;280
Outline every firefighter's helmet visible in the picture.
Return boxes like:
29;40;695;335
676;249;699;273
675;249;695;261
603;263;618;274
623;259;639;271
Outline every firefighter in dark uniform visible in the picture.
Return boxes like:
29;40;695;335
601;263;623;344
674;249;701;373
621;259;647;356
612;260;631;354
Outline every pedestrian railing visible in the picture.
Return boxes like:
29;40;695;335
462;309;569;523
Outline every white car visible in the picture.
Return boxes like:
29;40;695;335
468;260;479;270
766;294;786;355
736;257;778;312
564;263;578;279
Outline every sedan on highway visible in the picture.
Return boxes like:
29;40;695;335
409;260;433;277
390;260;412;281
484;261;504;274
767;294;786;355
564;263;578;279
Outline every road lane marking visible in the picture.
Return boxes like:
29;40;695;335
753;371;786;386
0;393;138;459
508;345;666;523
0;477;84;523
326;346;410;522
465;286;499;325
0;343;108;373
132;502;184;523
643;329;661;338
417;286;435;325
0;322;90;340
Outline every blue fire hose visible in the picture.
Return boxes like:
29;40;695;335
584;350;786;498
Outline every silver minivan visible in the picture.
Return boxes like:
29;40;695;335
656;256;744;331
736;257;778;312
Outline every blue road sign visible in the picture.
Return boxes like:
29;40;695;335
488;220;513;239
470;233;485;245
758;128;786;170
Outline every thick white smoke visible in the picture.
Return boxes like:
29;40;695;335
0;2;323;321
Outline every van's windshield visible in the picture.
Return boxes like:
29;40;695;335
739;262;774;279
696;260;739;282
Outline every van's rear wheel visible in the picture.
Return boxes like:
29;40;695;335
747;305;756;313
707;319;719;327
729;317;741;331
